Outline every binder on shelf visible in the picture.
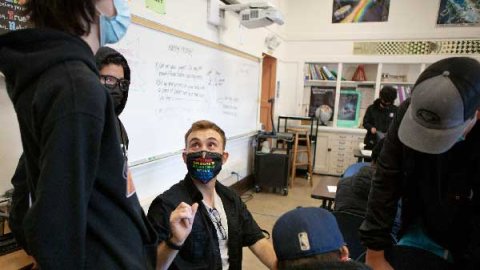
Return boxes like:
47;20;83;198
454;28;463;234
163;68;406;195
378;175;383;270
309;64;318;80
314;64;325;80
322;66;336;80
304;64;311;80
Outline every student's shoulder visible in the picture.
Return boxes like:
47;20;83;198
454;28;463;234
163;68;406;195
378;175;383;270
216;181;241;201
40;61;104;97
35;61;107;117
152;180;192;208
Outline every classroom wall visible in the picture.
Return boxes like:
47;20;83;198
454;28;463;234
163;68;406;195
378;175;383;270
0;77;23;194
128;0;287;208
283;0;480;60
284;0;480;41
272;0;480;118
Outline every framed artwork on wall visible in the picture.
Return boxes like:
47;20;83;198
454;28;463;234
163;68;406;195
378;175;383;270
437;0;480;26
309;87;335;119
332;0;390;23
337;90;362;128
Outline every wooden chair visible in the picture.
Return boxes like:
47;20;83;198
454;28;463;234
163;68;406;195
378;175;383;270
287;127;313;187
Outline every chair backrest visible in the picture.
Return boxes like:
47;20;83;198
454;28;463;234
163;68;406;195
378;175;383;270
342;162;370;178
332;211;366;261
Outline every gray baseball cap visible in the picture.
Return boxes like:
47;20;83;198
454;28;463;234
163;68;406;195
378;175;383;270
399;57;480;154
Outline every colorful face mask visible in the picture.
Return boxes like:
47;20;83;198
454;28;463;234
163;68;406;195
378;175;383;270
98;0;131;46
186;151;223;184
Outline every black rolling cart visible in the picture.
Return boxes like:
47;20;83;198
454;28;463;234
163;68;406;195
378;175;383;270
254;132;293;196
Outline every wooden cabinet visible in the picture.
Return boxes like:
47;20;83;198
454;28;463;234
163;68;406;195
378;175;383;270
314;127;365;176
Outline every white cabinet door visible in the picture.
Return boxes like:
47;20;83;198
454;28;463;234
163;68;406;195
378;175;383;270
314;134;330;174
315;130;366;176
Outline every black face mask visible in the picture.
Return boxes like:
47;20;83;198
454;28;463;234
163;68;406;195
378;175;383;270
100;75;129;113
380;100;391;107
186;151;223;184
109;85;125;111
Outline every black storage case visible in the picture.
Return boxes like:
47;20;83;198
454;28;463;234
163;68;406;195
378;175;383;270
254;132;293;196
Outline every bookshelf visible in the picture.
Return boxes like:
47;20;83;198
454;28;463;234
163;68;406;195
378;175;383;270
304;80;337;87
379;63;425;106
303;62;426;129
380;63;423;85
302;61;425;175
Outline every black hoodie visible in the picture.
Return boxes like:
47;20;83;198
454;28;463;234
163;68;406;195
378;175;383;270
95;46;130;152
334;166;374;217
0;29;157;269
362;99;397;150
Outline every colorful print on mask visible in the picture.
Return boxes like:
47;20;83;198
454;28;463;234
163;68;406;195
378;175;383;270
186;151;223;184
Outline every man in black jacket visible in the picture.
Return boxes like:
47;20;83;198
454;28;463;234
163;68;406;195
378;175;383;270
359;57;480;270
363;86;398;150
334;139;384;217
95;46;131;155
148;120;277;270
0;1;159;268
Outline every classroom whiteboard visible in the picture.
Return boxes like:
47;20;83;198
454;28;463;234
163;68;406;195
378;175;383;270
111;21;260;165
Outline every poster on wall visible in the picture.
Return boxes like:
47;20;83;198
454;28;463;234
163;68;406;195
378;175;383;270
309;87;335;124
146;0;166;15
437;0;480;26
0;0;29;34
332;0;390;23
337;90;362;128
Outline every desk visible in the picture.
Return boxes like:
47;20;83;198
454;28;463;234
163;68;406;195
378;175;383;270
0;249;33;270
311;177;339;210
353;148;371;163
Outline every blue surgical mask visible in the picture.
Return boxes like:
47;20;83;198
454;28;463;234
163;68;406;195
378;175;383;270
186;151;223;184
98;0;131;46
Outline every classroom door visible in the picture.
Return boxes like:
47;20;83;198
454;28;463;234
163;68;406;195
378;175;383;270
260;54;277;132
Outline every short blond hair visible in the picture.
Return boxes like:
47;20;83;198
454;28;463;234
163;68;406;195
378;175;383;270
184;120;226;150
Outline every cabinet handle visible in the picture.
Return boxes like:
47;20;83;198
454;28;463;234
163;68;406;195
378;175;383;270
328;148;332;152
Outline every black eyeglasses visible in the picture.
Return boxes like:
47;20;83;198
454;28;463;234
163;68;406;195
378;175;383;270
208;208;227;240
100;75;130;92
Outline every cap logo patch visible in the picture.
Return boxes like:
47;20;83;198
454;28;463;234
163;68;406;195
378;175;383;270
416;109;440;123
298;232;310;251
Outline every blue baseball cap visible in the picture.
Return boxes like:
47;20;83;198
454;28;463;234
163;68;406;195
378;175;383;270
272;207;345;261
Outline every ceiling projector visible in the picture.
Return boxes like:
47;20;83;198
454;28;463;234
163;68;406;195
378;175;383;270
221;1;284;28
239;7;284;28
